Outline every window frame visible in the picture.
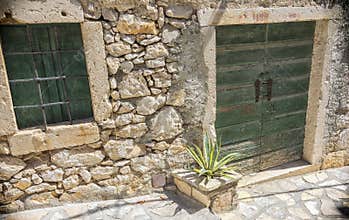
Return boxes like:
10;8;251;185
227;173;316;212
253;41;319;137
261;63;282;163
0;19;110;155
0;23;94;130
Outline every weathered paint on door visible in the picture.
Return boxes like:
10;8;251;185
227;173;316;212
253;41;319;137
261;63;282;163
215;21;315;173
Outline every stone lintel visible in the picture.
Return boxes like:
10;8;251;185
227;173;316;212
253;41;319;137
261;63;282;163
0;42;17;136
8;123;100;156
81;22;112;123
198;6;341;27
0;0;83;24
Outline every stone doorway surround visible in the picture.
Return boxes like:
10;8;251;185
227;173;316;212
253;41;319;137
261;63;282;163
199;6;342;171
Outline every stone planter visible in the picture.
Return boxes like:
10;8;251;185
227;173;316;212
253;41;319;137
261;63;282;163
172;169;242;213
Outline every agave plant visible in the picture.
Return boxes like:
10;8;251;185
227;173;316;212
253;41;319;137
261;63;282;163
186;133;239;180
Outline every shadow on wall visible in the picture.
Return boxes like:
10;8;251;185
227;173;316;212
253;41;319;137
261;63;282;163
178;0;229;146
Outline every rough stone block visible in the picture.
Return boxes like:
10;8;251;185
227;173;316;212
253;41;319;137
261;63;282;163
149;107;183;141
152;173;167;188
8;123;100;156
117;14;158;35
118;71;151;98
104;139;146;161
0;156;26;181
51;146;105;168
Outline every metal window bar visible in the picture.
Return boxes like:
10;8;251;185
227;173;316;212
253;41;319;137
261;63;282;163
49;25;73;125
9;24;86;130
9;75;87;83
3;49;80;56
36;26;67;125
25;25;48;131
9;75;66;83
13;98;90;109
14;101;69;109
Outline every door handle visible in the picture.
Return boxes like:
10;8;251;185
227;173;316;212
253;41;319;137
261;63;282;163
266;78;273;101
254;79;261;103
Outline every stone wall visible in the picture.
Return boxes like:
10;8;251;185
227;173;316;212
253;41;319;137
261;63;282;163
0;0;348;214
0;0;199;213
320;4;349;169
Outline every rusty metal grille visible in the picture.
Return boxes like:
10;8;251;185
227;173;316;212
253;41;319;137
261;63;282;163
0;24;93;130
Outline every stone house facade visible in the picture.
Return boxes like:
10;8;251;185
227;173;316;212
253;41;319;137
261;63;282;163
0;0;348;213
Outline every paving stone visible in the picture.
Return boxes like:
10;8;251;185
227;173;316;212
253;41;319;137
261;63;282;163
319;180;342;187
321;199;342;216
266;206;288;219
120;205;151;220
278;180;299;191
316;172;329;182
259;182;284;193
285;216;299;220
40;209;69;220
237;190;251;200
334;170;349;181
150;202;178;217
238;202;259;218
290;177;312;188
219;212;243;220
189;208;220;220
256;212;278;220
303;173;319;184
307;188;324;197
326;188;349;201
334;185;347;191
304;200;320;215
4;167;349;219
301;192;317;201
288;207;312;219
275;193;292;201
274;193;297;205
254;196;280;208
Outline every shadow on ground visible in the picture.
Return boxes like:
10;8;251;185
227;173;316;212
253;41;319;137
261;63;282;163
35;190;208;220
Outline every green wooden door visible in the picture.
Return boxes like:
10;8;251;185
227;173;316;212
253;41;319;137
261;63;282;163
216;21;315;172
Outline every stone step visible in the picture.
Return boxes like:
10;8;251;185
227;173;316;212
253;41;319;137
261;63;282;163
238;160;320;187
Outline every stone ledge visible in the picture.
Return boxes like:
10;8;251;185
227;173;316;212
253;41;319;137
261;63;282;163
0;0;83;24
172;169;241;212
238;160;320;187
8;123;100;156
198;7;341;27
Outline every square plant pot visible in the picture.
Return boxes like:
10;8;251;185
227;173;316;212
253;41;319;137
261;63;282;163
172;169;242;213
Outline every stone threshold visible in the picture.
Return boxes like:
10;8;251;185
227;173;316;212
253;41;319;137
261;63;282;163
238;160;321;188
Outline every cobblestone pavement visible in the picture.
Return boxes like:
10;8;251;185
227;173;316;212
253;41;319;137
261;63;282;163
2;166;349;220
222;166;349;220
1;190;218;220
